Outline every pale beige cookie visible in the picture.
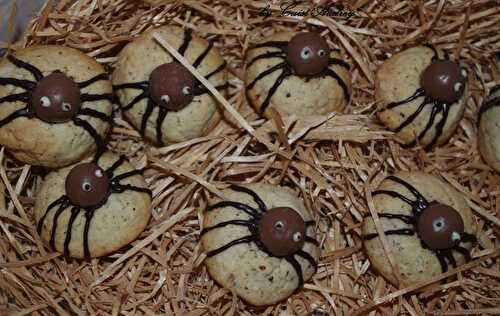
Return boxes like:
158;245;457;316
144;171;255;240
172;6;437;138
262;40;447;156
201;183;319;306
34;152;152;259
244;32;351;118
376;46;468;148
113;25;227;145
363;171;476;287
0;45;113;167
478;85;500;172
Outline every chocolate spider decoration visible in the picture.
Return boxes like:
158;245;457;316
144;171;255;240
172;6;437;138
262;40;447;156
201;185;318;287
0;54;113;158
113;28;228;145
246;32;350;114
363;176;476;272
36;155;151;258
379;45;468;149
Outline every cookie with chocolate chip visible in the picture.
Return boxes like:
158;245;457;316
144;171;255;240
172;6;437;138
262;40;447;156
0;45;113;167
34;151;152;258
200;183;319;306
478;84;500;172
113;26;227;145
245;31;351;118
376;46;469;148
363;171;476;287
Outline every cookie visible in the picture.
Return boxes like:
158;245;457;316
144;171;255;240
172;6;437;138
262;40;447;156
0;45;113;167
363;171;476;287
245;32;351;118
34;151;152;258
200;183;319;306
478;83;500;172
113;26;227;145
376;46;469;148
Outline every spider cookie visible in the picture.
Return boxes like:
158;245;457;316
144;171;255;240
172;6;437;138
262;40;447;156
201;183;319;306
0;46;113;167
113;26;227;145
363;171;476;287
245;32;351;118
34;152;152;258
376;46;469;148
478;85;500;172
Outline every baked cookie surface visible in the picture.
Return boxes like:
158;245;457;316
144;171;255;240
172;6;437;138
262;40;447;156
245;32;351;118
363;171;476;287
34;152;152;259
478;85;500;172
376;46;468;148
0;45;113;167
113;26;227;145
200;183;319;306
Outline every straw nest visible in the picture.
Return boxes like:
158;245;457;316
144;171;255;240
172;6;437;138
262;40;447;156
0;0;499;315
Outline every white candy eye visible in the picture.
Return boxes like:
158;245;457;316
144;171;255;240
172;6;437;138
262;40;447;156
274;221;285;231
461;68;467;78
62;102;72;112
451;231;461;242
182;86;191;95
82;181;92;192
300;47;312;60
292;232;302;242
161;95;170;103
40;96;51;107
95;169;103;177
432;217;445;232
317;49;326;57
454;82;462;92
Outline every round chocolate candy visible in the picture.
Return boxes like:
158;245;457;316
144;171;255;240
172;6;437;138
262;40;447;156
65;163;109;208
32;72;81;123
258;207;306;256
286;32;330;76
417;202;465;250
149;62;196;110
421;59;467;103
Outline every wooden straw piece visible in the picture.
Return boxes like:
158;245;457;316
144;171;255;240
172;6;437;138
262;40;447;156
288;112;337;144
437;308;500;315
149;155;227;199
303;284;363;300
0;252;60;268
466;199;500;227
11;298;64;316
352;250;500;316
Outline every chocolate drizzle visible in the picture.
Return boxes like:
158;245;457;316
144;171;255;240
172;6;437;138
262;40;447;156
37;155;151;258
379;46;467;149
114;28;227;146
477;85;500;123
0;54;113;160
201;185;318;289
363;176;476;273
7;54;43;81
246;39;350;115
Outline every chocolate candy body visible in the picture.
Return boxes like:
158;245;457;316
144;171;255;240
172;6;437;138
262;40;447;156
65;162;109;208
258;207;306;256
149;62;196;111
421;59;467;103
286;32;330;76
32;72;81;123
417;202;465;250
